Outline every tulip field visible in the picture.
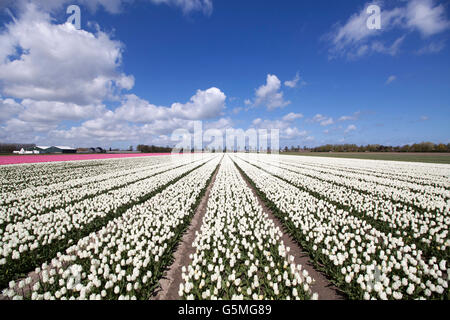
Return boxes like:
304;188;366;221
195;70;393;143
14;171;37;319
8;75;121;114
0;153;449;300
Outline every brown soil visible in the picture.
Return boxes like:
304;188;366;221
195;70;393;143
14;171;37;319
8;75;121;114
236;164;345;300
150;165;220;300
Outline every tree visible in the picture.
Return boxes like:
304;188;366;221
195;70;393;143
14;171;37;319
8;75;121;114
436;144;447;152
136;144;172;153
309;142;449;153
0;143;36;153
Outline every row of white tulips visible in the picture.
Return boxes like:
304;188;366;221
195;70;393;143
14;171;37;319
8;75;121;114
232;155;449;300
272;157;449;203
279;154;449;188
0;154;216;288
0;156;167;194
239;155;449;257
0;156;202;226
0;156;172;207
1;156;222;300
179;156;317;300
278;157;449;197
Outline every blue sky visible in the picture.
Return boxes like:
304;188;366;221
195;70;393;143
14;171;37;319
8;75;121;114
0;0;449;149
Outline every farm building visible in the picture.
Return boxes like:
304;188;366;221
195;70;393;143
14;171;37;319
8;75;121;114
90;147;106;153
29;146;77;154
13;148;38;154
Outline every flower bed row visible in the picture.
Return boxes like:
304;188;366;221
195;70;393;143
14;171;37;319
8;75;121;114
239;156;449;259
0;156;203;227
0;157;161;194
0;155;216;288
1;155;221;300
264;157;449;205
279;154;449;188
278;156;449;197
232;155;449;300
179;156;317;300
0;156;172;206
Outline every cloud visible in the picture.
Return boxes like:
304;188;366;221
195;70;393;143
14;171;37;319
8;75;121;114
0;2;220;147
344;124;357;133
0;96;23;121
325;0;450;59
282;127;308;140
0;3;134;105
20;87;226;145
0;117;59;143
371;35;405;56
338;111;361;122
149;0;213;16
56;87;226;140
49;116;139;143
18;100;106;123
231;107;242;115
405;0;450;36
420;115;429;121
170;87;226;119
0;0;125;14
284;72;307;88
320;118;334;126
309;114;334;126
416;40;446;54
326;2;386;57
204;117;233;131
252;74;291;110
284;73;300;88
282;112;303;122
114;88;226;123
386;75;397;85
251;117;307;140
3;0;213;15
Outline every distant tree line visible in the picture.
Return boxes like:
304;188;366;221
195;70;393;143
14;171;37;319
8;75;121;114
136;145;173;153
0;143;36;153
283;142;450;153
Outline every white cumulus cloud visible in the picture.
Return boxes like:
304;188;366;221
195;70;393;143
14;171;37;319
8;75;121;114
251;117;307;140
344;124;357;133
325;0;450;59
282;112;304;122
0;96;23;122
284;72;307;89
309;114;334;126
0;3;134;105
252;74;291;110
114;87;226;123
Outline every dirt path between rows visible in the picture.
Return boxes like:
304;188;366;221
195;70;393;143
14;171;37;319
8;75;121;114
151;163;221;300
236;164;345;300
